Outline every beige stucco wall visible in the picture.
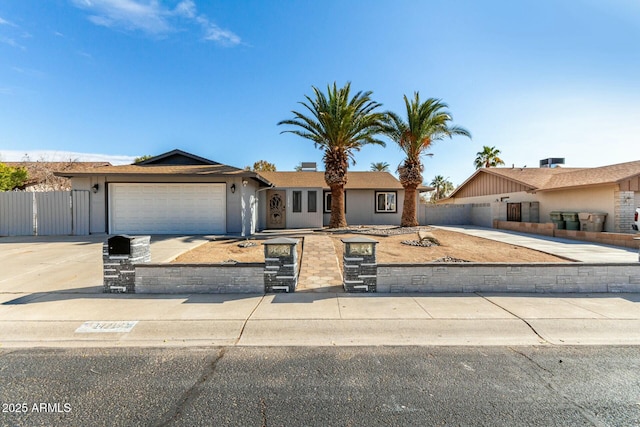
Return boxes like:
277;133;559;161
536;185;616;231
449;191;538;205
446;186;618;231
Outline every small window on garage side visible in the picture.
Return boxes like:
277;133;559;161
293;191;302;213
376;191;397;213
308;191;317;212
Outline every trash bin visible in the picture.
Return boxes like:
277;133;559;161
103;235;151;293
578;212;607;232
588;212;607;232
550;211;565;229
578;212;591;231
562;212;580;230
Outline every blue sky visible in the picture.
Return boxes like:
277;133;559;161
1;0;639;186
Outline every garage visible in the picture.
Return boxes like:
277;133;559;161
109;183;226;234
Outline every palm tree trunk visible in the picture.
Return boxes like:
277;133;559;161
401;184;419;227
329;184;347;228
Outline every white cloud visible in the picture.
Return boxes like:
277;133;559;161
72;0;172;34
71;0;241;45
174;0;196;19
0;16;17;27
0;150;136;165
0;36;25;50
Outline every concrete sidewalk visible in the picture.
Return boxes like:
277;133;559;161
435;225;639;263
1;292;640;348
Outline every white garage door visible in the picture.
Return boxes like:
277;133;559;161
109;183;226;234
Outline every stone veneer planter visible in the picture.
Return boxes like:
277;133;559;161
135;263;264;294
377;263;640;293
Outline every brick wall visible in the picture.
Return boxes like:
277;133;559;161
615;190;636;233
135;263;265;294
377;263;640;293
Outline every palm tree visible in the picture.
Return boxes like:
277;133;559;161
370;162;390;172
474;146;505;169
429;175;454;202
278;82;387;227
384;92;471;227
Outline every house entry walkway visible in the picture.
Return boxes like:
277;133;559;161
297;234;343;292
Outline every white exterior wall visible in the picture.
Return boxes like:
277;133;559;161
322;189;406;226
70;175;107;233
239;179;259;236
537;185;616;231
285;188;323;228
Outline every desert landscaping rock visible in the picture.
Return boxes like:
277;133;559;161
432;256;470;263
401;239;439;247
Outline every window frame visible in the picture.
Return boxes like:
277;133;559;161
375;191;397;213
324;190;346;213
292;190;302;213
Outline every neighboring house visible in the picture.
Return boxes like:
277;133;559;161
56;149;433;235
4;161;111;191
258;171;432;229
440;160;640;233
56;150;271;235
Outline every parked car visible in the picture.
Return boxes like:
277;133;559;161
634;207;640;231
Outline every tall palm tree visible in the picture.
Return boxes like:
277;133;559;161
474;146;505;169
429;175;454;202
370;162;390;172
384;92;471;227
278;82;388;228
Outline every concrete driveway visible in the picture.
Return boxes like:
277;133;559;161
0;235;211;293
435;225;639;263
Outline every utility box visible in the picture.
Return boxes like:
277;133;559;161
342;237;378;292
103;235;151;293
263;237;299;293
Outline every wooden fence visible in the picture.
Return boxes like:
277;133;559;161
0;191;89;236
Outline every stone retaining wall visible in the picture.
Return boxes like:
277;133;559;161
378;263;640;293
135;263;264;294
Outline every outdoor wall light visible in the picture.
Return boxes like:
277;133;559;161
230;183;236;193
242;179;248;187
91;183;99;193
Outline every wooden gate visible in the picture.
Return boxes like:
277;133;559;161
507;202;521;222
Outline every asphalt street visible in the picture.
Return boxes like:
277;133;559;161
1;346;639;426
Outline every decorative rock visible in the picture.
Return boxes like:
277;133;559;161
401;240;438;247
432;256;470;263
238;242;257;248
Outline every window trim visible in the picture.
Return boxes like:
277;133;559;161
292;190;302;213
375;191;397;213
324;190;346;213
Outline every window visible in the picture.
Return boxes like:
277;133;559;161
375;191;397;213
308;191;317;212
324;191;346;213
292;191;302;213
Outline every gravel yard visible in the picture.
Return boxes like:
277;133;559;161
172;227;569;264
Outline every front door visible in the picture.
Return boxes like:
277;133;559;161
507;202;522;222
267;190;286;229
